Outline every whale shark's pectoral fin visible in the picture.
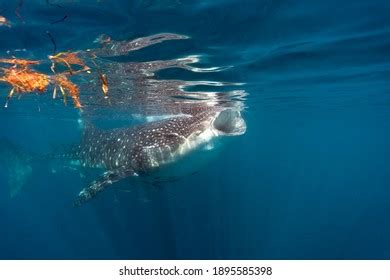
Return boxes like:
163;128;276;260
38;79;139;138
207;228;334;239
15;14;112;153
73;167;137;206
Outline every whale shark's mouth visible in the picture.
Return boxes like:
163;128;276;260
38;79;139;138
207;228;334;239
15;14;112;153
213;109;247;136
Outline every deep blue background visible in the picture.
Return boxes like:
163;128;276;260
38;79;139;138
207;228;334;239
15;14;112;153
1;0;390;259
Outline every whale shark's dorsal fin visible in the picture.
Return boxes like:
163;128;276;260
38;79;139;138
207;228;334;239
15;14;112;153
73;167;137;206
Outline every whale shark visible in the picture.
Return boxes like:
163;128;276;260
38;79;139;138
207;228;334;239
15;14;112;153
68;106;246;205
0;106;245;203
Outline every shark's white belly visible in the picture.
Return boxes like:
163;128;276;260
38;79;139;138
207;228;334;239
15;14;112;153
146;125;219;169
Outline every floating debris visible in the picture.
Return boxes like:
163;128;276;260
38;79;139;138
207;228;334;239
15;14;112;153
50;15;68;25
0;56;82;108
0;15;11;27
0;58;40;68
52;74;82;108
0;67;49;107
99;73;109;97
46;31;57;53
49;51;89;74
88;52;109;97
15;0;24;22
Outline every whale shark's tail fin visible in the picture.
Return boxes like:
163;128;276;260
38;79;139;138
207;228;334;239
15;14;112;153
0;138;33;198
73;167;136;206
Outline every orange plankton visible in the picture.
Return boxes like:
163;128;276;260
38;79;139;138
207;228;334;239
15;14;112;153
0;16;11;28
0;58;40;68
52;75;82;108
0;57;83;109
49;52;90;74
99;73;109;97
0;67;50;107
89;53;109;97
0;41;115;109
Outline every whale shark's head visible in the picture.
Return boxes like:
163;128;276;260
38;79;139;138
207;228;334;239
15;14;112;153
213;109;247;136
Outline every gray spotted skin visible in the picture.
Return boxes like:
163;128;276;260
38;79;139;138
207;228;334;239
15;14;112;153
73;107;220;206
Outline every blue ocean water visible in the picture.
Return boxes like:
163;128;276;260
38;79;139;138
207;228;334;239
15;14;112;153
0;0;390;259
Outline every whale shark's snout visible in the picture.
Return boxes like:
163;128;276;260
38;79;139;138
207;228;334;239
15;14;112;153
213;109;247;136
